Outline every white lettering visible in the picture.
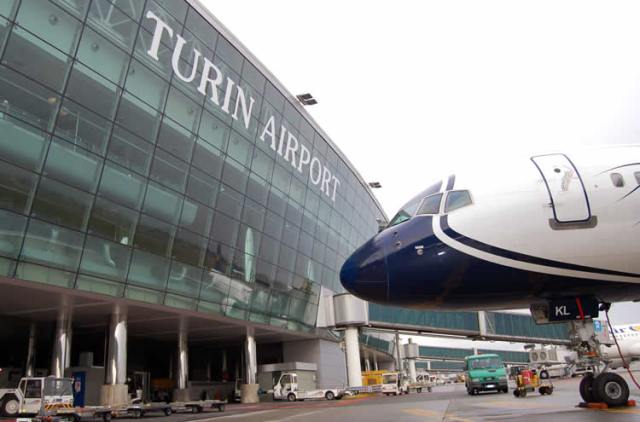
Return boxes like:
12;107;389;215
232;85;255;130
310;157;322;185
297;144;311;173
171;34;201;83
331;176;340;202
220;77;235;113
260;115;276;148
321;167;332;196
145;11;174;60
276;125;287;156
283;133;299;169
197;58;223;105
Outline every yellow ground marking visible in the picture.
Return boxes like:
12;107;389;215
402;408;473;422
602;407;640;415
475;399;565;410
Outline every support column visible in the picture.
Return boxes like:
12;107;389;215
240;326;259;403
174;319;190;401
404;338;419;383
344;326;362;387
26;322;37;377
51;307;72;378
101;306;128;406
394;332;402;373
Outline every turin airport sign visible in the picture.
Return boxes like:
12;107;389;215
145;11;341;202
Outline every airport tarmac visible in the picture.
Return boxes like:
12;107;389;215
132;372;640;422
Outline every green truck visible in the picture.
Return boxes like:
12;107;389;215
464;354;509;395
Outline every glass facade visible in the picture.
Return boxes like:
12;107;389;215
0;0;385;333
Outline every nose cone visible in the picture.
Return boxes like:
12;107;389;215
340;238;388;302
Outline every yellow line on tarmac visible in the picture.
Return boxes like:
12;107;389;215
603;408;640;415
402;408;473;422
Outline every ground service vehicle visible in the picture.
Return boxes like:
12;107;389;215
381;372;408;396
464;354;509;395
340;147;640;405
511;367;554;398
0;377;111;421
273;372;343;401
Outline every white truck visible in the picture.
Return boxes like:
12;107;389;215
0;376;111;421
273;372;344;401
381;372;408;396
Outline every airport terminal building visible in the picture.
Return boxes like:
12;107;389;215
0;0;390;404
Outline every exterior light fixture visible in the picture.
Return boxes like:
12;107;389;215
296;93;317;106
368;182;382;188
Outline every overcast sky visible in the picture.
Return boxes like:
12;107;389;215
202;1;640;341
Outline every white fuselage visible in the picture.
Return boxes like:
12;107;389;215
603;323;640;368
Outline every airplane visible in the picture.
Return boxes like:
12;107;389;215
340;145;640;406
604;323;640;370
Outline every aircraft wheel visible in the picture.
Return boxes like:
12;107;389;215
325;391;335;400
593;373;629;407
579;373;596;403
1;395;20;417
287;393;297;402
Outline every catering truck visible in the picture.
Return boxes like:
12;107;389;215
464;354;509;395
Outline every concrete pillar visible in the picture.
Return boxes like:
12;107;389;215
344;326;362;387
364;358;371;372
394;332;402;373
174;320;190;401
427;361;432;371
373;354;379;371
101;306;128;406
26;322;36;377
241;326;259;403
51;307;72;378
408;359;417;383
478;311;487;337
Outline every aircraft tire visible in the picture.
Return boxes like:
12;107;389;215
579;373;596;403
593;373;629;407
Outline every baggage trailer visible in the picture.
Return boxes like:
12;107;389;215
171;399;226;413
112;400;172;418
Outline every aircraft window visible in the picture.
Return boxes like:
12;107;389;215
416;193;443;215
610;173;624;187
635;172;640;184
445;190;472;213
387;181;444;228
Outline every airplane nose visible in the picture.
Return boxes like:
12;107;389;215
340;238;388;302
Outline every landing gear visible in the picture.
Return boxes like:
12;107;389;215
530;300;631;408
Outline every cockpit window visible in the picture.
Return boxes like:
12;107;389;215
416;193;443;215
387;181;443;228
634;171;640;184
445;190;472;213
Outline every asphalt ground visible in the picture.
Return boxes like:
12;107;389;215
2;371;638;422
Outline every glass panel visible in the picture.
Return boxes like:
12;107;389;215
76;26;129;86
199;270;230;305
149;149;188;192
141;0;184;34
226;131;252;168
98;161;146;209
241;198;265;231
215;36;243;73
0;1;17;19
124;60;168;111
0;161;39;214
198;111;229;151
15;0;81;54
215;184;244;219
109;0;144;21
66;63;119;119
0;65;60;134
21;218;84;271
31;177;92;231
76;274;124;297
0;256;16;277
0;209;27;259
133;214;174;257
180;200;213;234
115;92;161;142
251;148;274;181
106;126;153;175
79;235;131;281
143;182;183;224
43;137;102;193
87;1;137;52
16;262;75;288
88;196;138;244
157;117;195;162
192;139;223;179
3;25;72;92
55;99;112;156
164;294;196;310
186;168;218;207
222;159;248;193
444;191;472;213
167;261;202;298
133;26;172;80
185;7;218;46
164;86;200;133
210;212;239;248
417;193;443;215
172;228;205;266
204;240;233;274
127;249;170;290
125;285;163;303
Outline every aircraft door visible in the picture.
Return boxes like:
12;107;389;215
531;154;591;223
